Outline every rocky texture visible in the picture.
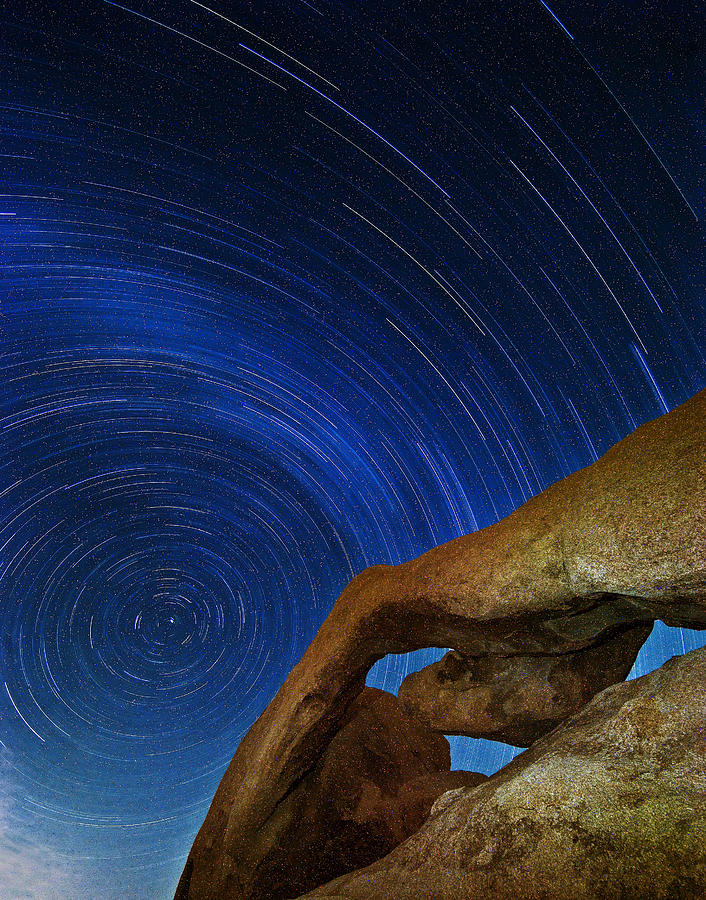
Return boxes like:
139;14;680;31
175;686;484;900
176;389;705;900
240;688;485;900
398;622;652;746
303;646;706;899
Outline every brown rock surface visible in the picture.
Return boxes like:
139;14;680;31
398;622;652;746
241;687;485;900
303;646;706;899
176;389;705;900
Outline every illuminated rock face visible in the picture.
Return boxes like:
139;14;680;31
397;621;652;747
303;647;706;899
176;389;705;900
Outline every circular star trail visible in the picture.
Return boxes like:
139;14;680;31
1;2;704;897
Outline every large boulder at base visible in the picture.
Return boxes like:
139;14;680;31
302;646;706;899
176;687;485;900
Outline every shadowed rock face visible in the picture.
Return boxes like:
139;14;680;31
175;687;485;900
303;646;706;899
242;688;485;900
176;389;705;900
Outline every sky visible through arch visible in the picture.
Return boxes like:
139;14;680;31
1;1;704;898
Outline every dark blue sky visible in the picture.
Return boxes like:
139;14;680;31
1;1;704;897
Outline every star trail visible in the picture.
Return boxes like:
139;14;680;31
1;2;704;897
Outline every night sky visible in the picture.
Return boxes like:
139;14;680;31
1;1;704;897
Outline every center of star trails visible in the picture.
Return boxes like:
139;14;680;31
133;600;195;652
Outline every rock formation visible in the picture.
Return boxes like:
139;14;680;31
175;388;705;900
303;646;706;899
397;622;651;746
237;687;485;899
